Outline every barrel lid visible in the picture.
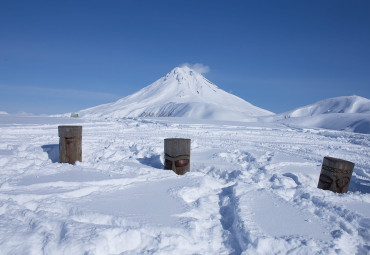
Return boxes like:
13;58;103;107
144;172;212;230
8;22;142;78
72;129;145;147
164;138;191;156
323;156;355;170
164;138;191;142
58;125;82;137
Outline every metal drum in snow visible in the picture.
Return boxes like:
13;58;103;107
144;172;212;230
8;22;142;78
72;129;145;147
164;138;191;175
317;156;354;193
58;126;82;164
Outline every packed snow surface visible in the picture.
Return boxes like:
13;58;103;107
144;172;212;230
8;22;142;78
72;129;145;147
0;115;369;254
79;66;273;120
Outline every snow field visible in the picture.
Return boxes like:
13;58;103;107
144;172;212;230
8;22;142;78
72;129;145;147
0;116;369;254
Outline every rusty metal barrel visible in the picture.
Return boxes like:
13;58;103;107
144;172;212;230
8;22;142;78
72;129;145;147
317;156;355;193
164;138;191;175
58;126;82;164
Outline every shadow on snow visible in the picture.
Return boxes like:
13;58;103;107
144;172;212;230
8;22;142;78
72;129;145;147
137;154;164;169
348;175;370;194
41;144;59;163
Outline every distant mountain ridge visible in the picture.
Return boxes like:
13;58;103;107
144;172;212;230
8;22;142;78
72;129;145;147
79;66;274;120
277;95;370;134
75;67;370;133
283;95;370;117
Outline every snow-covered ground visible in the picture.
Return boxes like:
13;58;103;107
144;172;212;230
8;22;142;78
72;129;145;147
0;115;369;254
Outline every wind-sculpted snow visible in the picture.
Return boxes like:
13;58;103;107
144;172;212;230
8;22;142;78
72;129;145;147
0;115;369;254
78;66;273;120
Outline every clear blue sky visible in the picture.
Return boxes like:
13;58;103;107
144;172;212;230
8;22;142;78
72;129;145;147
1;0;369;115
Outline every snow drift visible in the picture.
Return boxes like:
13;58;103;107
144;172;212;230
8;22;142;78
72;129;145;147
277;96;370;134
79;66;274;120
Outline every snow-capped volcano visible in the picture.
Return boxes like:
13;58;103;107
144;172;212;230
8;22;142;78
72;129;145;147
79;66;273;120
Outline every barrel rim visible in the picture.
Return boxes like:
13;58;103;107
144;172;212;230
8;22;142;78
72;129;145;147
58;125;83;137
164;138;191;141
58;125;83;129
324;156;354;166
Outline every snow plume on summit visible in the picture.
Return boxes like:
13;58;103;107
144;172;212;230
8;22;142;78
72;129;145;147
79;66;274;120
180;63;210;74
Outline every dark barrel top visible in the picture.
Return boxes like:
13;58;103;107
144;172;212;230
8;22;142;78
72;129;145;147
58;126;82;138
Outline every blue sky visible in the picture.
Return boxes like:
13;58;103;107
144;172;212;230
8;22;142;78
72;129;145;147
1;0;369;115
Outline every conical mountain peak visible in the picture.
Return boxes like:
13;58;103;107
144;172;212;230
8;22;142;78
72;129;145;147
165;66;199;83
161;66;220;96
169;66;193;74
79;67;274;120
168;65;201;76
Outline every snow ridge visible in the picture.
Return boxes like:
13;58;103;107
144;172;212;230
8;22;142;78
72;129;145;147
79;66;274;120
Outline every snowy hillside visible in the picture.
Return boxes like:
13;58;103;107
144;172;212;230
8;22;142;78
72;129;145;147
276;96;370;134
284;95;370;117
0;115;369;254
79;66;273;120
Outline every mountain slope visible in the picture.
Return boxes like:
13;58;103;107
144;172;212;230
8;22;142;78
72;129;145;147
276;95;370;134
79;66;274;120
283;95;370;117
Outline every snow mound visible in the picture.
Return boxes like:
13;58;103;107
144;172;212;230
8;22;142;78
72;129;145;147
277;96;370;134
79;66;274;120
